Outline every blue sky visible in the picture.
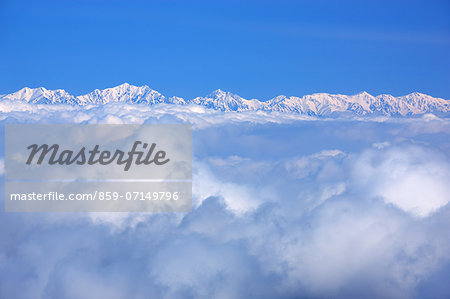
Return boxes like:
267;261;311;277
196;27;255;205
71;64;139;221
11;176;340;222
0;0;449;100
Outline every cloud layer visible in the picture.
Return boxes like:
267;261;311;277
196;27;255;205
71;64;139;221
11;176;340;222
0;103;449;298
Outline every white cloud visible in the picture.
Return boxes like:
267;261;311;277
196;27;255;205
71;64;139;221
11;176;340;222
0;103;450;298
193;161;267;214
372;141;390;149
352;146;450;218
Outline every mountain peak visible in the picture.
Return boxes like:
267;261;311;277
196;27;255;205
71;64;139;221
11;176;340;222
207;89;244;100
108;83;138;91
355;91;372;97
115;82;131;89
208;89;228;97
108;83;154;92
406;92;428;97
75;83;164;105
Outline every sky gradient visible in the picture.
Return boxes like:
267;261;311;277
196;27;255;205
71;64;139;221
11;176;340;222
1;0;449;100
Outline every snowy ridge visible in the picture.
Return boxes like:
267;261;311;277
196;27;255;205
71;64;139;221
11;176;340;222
1;83;449;117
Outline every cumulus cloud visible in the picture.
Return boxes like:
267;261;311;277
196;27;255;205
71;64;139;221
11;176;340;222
0;102;450;298
352;146;450;218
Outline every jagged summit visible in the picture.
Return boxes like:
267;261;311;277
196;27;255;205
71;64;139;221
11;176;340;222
355;91;372;96
77;83;165;105
208;89;226;96
0;83;448;117
1;86;77;104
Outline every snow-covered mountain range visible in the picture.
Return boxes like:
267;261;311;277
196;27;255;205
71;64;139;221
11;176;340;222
1;83;449;117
